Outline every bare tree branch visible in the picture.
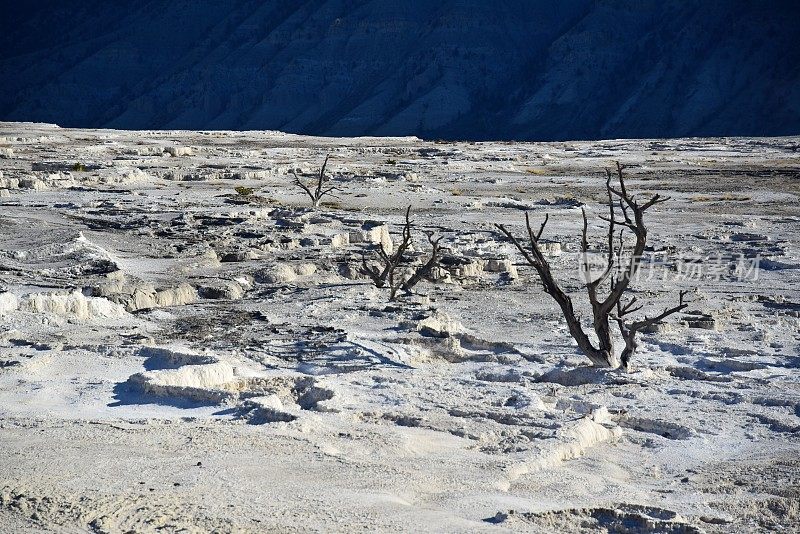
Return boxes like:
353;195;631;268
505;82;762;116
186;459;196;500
496;222;540;268
616;290;690;369
402;231;444;294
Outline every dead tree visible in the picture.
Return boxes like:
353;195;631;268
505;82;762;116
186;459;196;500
361;206;444;301
361;207;414;300
291;155;339;207
495;162;688;369
401;231;444;293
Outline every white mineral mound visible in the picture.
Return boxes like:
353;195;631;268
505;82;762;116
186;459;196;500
89;273;197;311
135;361;235;390
415;310;464;337
257;262;317;284
128;348;238;403
505;408;622;481
0;292;19;314
21;290;126;320
1;230;118;276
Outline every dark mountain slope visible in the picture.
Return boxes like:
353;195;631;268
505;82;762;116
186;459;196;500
1;0;798;140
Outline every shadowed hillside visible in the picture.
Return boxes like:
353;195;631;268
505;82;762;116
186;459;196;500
1;0;798;140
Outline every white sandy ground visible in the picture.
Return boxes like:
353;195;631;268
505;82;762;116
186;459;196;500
0;122;799;532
